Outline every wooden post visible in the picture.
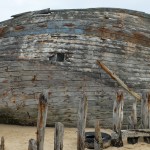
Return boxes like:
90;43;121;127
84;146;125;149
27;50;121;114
128;99;137;129
94;120;103;150
127;99;138;144
141;92;150;129
112;91;124;147
36;90;49;150
0;137;4;150
141;92;150;144
77;93;88;150
28;139;37;150
54;122;64;150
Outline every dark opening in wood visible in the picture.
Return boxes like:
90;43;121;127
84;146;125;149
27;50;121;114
57;53;64;62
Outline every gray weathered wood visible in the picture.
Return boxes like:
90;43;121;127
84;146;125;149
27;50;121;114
77;93;88;150
0;137;4;150
36;90;49;150
141;92;150;129
128;99;137;129
54;122;64;150
0;8;150;129
97;60;141;101
113;91;124;133
112;129;150;138
28;139;37;150
112;91;124;147
94;120;103;150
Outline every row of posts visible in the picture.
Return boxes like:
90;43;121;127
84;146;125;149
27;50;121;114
28;90;103;150
1;90;150;150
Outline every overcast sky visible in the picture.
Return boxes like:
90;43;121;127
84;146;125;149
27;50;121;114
0;0;149;22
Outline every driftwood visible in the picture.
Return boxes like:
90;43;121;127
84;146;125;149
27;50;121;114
94;120;103;150
77;94;88;150
28;139;37;150
54;122;64;150
0;137;4;150
96;60;141;101
112;91;124;147
37;91;49;150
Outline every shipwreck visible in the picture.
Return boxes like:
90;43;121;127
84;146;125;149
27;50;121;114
0;8;149;128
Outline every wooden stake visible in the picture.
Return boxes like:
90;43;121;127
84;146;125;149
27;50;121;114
94;120;103;150
77;94;88;150
37;90;49;150
141;92;150;129
54;122;64;150
28;139;37;150
96;60;141;101
0;137;4;150
112;91;124;147
128;99;137;129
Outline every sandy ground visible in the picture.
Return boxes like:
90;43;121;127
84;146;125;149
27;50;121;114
0;124;149;150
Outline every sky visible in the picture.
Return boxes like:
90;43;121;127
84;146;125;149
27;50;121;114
0;0;149;22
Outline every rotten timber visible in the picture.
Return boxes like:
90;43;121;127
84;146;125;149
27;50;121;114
97;60;141;101
112;91;124;147
36;91;49;150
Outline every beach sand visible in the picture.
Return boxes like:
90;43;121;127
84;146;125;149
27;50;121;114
0;124;149;150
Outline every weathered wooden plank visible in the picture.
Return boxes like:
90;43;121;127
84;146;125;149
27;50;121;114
36;90;49;150
112;129;150;138
28;139;37;150
54;122;64;150
77;93;88;150
94;120;103;150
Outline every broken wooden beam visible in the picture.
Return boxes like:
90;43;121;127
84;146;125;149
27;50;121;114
96;60;141;101
77;93;88;150
36;90;49;150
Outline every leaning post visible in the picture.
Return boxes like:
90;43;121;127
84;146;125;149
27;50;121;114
77;93;88;150
36;90;49;150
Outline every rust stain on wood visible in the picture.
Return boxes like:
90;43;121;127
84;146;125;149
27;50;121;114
63;23;75;27
15;25;25;30
85;27;150;47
